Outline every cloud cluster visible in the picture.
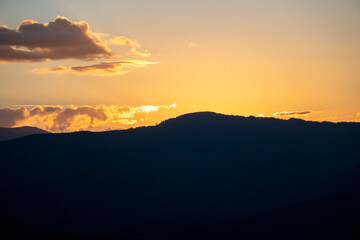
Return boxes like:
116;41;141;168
272;111;314;117
0;16;111;62
1;16;156;76
0;104;176;132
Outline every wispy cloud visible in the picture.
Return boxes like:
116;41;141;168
126;47;151;57
31;60;159;76
0;104;176;132
109;36;140;48
70;60;158;75
31;65;68;74
273;110;316;117
71;60;158;75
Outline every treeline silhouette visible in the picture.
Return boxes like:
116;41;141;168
1;112;360;239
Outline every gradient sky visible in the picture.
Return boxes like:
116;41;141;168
0;0;359;132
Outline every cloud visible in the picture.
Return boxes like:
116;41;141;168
272;110;315;117
0;104;176;132
109;36;140;48
31;65;68;74
31;60;158;76
126;47;151;57
109;37;151;57
29;106;62;116
53;106;108;131
1;16;157;76
0;107;27;127
0;16;112;62
70;60;159;76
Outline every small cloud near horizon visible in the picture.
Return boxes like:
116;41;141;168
272;110;317;117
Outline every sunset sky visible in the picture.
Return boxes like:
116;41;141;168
0;0;359;132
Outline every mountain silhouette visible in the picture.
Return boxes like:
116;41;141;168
0;126;49;142
0;112;359;239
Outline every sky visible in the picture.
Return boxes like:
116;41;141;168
0;0;359;132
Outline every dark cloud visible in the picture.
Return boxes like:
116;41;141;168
31;61;158;76
70;60;158;75
0;16;111;62
0;107;27;127
0;16;157;77
71;61;132;73
273;111;314;117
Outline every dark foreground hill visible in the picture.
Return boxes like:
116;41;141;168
0;112;360;239
0;126;49;141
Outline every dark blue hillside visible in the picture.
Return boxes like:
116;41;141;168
1;112;360;239
0;126;49;141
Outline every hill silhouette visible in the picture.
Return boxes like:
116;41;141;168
0;126;49;142
0;112;360;239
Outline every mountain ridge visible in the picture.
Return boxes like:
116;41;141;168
0;126;49;142
0;111;359;239
3;112;359;143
